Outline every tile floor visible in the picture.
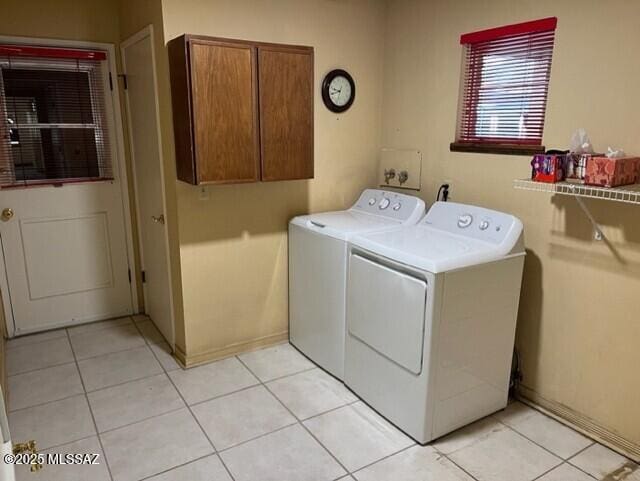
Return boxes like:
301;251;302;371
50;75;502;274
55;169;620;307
6;316;639;481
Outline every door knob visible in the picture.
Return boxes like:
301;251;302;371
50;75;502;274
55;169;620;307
13;439;43;472
151;214;165;225
2;208;14;221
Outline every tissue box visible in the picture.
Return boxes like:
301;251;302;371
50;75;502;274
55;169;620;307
531;154;565;183
584;156;639;188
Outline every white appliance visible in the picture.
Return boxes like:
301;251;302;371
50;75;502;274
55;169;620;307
289;189;425;380
345;201;525;443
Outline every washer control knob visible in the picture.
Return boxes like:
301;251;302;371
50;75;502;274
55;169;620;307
457;214;473;228
368;198;376;206
479;220;490;231
379;198;391;210
392;202;402;211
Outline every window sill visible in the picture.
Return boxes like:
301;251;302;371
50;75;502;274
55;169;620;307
450;142;545;156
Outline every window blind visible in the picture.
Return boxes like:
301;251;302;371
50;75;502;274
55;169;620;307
455;18;557;148
0;45;112;187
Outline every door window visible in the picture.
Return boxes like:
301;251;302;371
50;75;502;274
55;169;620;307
0;46;112;187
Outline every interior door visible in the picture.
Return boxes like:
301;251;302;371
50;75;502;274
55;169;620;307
121;27;174;345
0;45;133;335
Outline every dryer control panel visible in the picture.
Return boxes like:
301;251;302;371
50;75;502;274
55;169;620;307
352;189;425;224
422;201;523;249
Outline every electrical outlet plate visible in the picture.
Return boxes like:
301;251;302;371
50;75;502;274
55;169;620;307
198;187;210;201
378;149;422;190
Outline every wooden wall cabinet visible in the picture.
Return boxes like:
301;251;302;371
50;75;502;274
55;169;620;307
168;35;314;185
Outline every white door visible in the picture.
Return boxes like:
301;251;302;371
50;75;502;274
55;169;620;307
0;41;134;335
121;27;174;345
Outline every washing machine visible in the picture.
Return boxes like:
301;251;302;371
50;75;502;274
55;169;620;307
289;189;425;380
345;201;525;443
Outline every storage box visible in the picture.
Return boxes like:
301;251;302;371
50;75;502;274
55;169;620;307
584;156;639;188
565;153;602;184
531;154;565;183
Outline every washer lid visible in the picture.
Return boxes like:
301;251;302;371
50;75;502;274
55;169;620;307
289;189;426;241
290;210;401;241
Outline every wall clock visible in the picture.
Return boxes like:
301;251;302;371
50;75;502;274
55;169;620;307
322;69;355;113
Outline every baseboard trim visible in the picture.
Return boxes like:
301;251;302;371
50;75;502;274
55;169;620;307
174;331;289;368
518;385;639;463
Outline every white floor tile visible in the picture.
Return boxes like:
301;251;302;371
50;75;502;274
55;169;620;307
78;346;163;392
192;385;296;450
168;357;258;405
267;368;357;419
132;314;150;323
493;401;533;425
220;424;345;481
15;436;110;481
70;323;146;360
7;337;74;375
448;424;561;481
147;455;232;481
9;395;95;450
433;416;503;455
150;341;181;371
136;319;165;344
536;463;597;481
7;329;67;350
100;408;213;481
68;317;132;336
8;363;83;411
238;343;314;382
495;402;592;459
88;373;185;432
570;443;640;480
7;334;631;481
303;401;414;472
354;445;474;481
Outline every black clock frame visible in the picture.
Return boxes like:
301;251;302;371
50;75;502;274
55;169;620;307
321;69;355;113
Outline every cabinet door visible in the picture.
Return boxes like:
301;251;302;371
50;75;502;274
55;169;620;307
258;46;314;181
190;40;260;184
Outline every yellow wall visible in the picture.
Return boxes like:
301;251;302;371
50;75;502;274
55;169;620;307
0;0;119;43
382;0;640;453
160;0;386;362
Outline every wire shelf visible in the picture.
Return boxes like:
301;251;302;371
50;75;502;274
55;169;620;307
513;179;640;205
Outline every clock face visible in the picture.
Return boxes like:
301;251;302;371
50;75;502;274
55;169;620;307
322;69;355;113
329;76;352;107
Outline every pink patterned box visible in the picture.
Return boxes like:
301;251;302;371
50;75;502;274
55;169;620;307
584;156;639;188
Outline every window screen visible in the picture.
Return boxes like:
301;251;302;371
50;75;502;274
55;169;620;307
453;18;557;153
0;45;112;187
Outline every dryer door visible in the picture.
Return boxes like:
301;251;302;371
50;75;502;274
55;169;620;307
347;254;427;374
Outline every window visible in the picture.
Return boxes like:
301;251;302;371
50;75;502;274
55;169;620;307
0;45;112;187
451;17;557;155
